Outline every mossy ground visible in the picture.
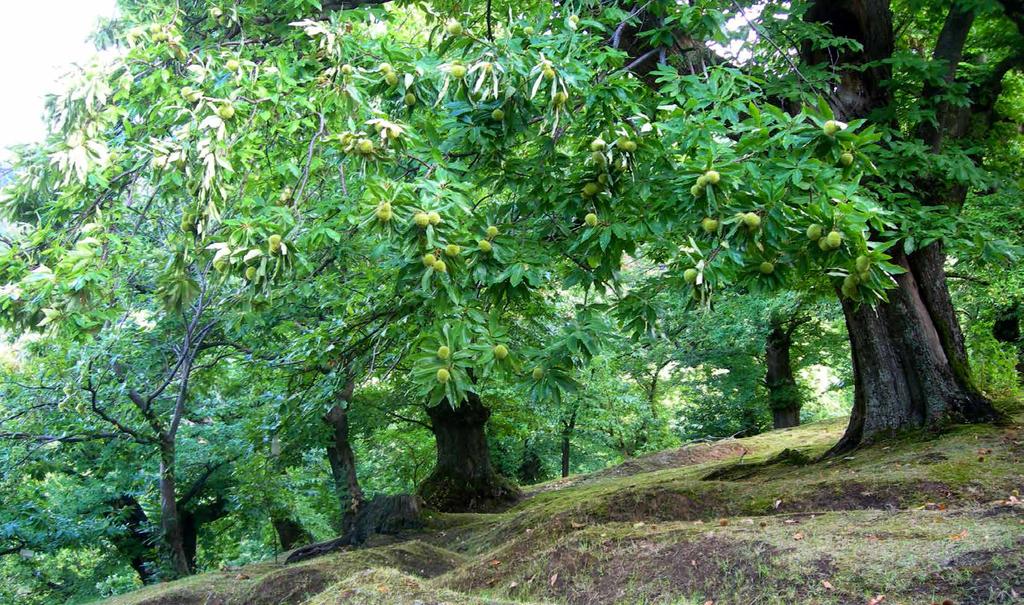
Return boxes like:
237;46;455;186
98;413;1024;605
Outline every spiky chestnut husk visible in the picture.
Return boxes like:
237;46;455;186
445;244;461;257
590;138;606;152
704;170;720;184
743;213;761;230
445;19;463;36
701;218;719;233
428;211;441;225
683;268;698;284
268;234;282;253
806;224;823;241
759;261;775;275
826;230;842;249
855;255;870;272
433;260;447;273
451;64;467;79
356;139;374;155
493;344;508;359
582;182;599;197
422;253;436;267
532;367;544;380
584;213;598;227
486;225;499;238
840;152;854;167
491;108;505;121
478;240;492;252
414;212;430;227
218;104;235;120
823;120;841;136
437;345;450;359
436;368;450;383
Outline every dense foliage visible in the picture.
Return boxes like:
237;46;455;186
0;0;1021;601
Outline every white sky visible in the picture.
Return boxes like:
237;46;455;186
0;0;118;160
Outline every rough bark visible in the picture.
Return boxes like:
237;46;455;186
158;442;190;577
417;392;518;511
804;0;1000;454
324;378;364;532
766;324;801;429
284;494;422;564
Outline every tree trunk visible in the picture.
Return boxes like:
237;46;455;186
272;517;312;551
324;378;364;532
803;0;1000;454
829;250;999;454
766;324;801;429
180;497;229;572
417;392;518;511
109;495;157;584
560;407;578;478
516;439;545;484
993;305;1023;382
158;441;190;577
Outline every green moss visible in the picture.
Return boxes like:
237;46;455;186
100;413;1024;605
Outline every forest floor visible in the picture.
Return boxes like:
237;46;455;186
102;412;1024;605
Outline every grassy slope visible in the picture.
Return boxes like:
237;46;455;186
101;414;1024;605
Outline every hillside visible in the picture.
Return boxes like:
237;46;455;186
99;414;1024;605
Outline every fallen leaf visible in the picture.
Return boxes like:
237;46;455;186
822;580;834;590
867;595;885;605
774;499;782;509
793;532;805;540
570;521;585;529
490;559;501;566
949;529;968;541
549;573;558;586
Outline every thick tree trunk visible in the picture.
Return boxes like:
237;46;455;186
324;378;364;532
417;392;518;511
158;442;190;577
830;250;998;453
804;0;999;454
766;324;801;429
